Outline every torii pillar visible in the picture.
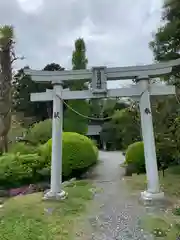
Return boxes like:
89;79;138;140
43;83;67;200
138;77;164;200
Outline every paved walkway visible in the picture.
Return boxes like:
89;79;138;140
76;151;154;240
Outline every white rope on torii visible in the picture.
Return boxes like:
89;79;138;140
24;58;180;201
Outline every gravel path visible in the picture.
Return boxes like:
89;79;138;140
76;151;154;240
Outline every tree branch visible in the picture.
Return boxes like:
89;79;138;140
11;55;25;64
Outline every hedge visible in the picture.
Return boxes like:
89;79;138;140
0;132;98;188
125;141;145;173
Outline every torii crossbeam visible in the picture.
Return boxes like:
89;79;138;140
25;58;180;201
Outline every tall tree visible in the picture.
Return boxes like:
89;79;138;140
64;38;90;134
13;63;64;124
149;0;180;133
149;2;180;166
0;25;14;152
149;0;180;63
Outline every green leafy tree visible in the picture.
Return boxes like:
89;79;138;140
100;106;141;150
149;0;180;166
149;0;180;63
12;63;64;123
64;38;90;134
102;99;128;118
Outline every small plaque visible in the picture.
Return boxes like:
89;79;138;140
91;66;107;93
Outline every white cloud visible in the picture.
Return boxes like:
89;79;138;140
17;0;44;13
0;0;163;72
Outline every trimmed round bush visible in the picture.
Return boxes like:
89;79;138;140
125;141;145;173
43;132;98;178
0;132;98;188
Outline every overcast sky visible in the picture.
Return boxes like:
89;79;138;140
0;0;163;70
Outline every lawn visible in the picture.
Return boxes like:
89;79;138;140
0;180;95;240
125;166;180;200
124;166;180;239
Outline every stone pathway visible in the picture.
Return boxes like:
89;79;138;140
76;151;154;240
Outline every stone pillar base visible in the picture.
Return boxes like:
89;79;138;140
43;189;67;201
141;190;164;201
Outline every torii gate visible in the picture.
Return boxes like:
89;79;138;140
24;58;180;201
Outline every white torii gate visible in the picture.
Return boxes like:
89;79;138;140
25;59;180;201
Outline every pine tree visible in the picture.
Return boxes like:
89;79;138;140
64;38;90;134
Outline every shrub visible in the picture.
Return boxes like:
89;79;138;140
125;141;145;173
100;108;141;151
43;132;98;178
25;119;52;145
9;142;37;154
100;121;120;150
93;145;99;159
112;109;141;150
0;132;98;188
0;153;33;188
155;134;177;168
0;152;50;188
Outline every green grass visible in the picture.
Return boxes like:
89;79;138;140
124;166;180;239
141;215;180;239
125;166;180;199
0;180;95;240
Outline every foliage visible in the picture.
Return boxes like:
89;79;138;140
25;119;52;145
64;100;90;134
64;38;89;134
112;108;141;149
172;206;180;216
9;142;37;154
101;107;141;150
0;132;98;187
92;144;99;159
72;38;88;71
149;0;180;63
155;133;177;168
0;153;33;188
102;99;129;118
125;141;145;173
12;63;64;121
17;153;49;181
149;0;180;167
92;99;129;145
0;151;50;187
100;121;119;150
0;25;14;45
8;115;27;142
44;132;98;177
100;94;180;168
151;96;180;166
